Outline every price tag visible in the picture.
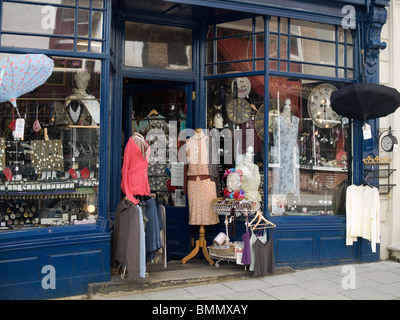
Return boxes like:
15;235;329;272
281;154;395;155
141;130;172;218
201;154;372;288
14;118;25;139
363;123;372;140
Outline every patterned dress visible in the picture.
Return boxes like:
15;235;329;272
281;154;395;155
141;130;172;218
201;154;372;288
272;115;300;198
186;134;219;226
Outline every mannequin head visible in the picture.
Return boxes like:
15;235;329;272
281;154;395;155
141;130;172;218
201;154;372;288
282;99;291;112
226;171;241;192
74;71;91;91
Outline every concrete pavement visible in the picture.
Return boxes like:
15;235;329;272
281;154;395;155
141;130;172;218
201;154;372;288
91;259;400;300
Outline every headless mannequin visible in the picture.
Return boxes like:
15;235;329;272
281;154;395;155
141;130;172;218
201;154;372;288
182;127;215;266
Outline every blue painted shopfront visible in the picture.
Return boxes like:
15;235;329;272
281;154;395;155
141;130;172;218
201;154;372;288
0;0;390;299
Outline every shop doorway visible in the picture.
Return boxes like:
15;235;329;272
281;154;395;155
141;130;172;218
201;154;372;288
123;79;194;258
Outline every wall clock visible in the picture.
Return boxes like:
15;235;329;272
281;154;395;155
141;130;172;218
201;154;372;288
307;83;340;129
226;98;251;124
381;132;398;152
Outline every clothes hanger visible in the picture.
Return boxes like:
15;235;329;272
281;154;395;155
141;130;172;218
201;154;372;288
356;172;375;188
147;108;159;117
248;211;276;230
356;180;375;188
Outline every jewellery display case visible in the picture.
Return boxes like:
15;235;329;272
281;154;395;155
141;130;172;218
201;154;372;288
0;108;100;230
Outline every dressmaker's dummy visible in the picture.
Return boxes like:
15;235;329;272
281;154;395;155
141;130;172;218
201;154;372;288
271;98;300;199
65;71;100;125
212;105;224;129
182;128;219;265
236;146;261;209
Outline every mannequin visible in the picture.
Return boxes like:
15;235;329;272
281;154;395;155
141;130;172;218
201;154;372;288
182;127;219;265
212;105;224;129
65;71;100;125
236;146;261;208
271;98;300;199
226;171;242;192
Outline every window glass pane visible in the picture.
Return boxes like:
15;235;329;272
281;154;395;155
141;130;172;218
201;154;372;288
217;18;261;36
290;19;335;41
125;21;192;71
0;54;101;229
217;36;253;62
78;9;90;37
255;34;265;59
270;16;278;32
293;37;336;66
79;0;90;6
11;0;75;4
77;39;89;52
1;34;75;51
347;45;354;68
90;40;103;53
92;11;103;39
291;62;337;77
280;18;288;34
214;60;264;74
268;76;351;216
92;0;104;9
206;76;265;210
206;41;214;64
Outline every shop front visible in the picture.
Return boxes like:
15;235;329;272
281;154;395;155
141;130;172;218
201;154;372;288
0;0;391;299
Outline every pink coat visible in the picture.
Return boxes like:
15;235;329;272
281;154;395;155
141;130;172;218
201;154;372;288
121;137;151;204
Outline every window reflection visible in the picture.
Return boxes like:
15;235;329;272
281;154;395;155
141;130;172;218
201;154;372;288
125;22;192;71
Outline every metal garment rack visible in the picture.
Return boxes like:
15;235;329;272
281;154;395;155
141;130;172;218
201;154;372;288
363;155;397;198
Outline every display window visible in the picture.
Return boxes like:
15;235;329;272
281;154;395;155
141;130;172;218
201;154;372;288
267;76;351;216
205;15;354;217
206;76;265;210
0;54;101;229
206;76;351;217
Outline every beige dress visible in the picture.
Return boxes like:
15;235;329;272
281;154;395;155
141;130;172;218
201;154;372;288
186;134;219;226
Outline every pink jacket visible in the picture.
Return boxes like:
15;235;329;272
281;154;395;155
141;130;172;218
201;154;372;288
121;137;151;204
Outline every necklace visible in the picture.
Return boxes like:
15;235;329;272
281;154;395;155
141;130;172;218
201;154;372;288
67;101;83;124
78;143;93;157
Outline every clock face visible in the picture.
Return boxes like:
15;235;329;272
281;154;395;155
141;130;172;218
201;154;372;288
255;104;265;140
307;84;340;129
226;98;251;124
381;134;398;152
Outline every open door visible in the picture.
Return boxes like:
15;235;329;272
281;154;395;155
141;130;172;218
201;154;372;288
123;80;193;258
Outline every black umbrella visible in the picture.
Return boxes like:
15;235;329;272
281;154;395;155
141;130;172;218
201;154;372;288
331;83;400;123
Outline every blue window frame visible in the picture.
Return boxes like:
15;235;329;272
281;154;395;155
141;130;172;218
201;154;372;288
206;15;354;80
0;0;106;54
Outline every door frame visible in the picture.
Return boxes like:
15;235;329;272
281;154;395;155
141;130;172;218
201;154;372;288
119;80;194;258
